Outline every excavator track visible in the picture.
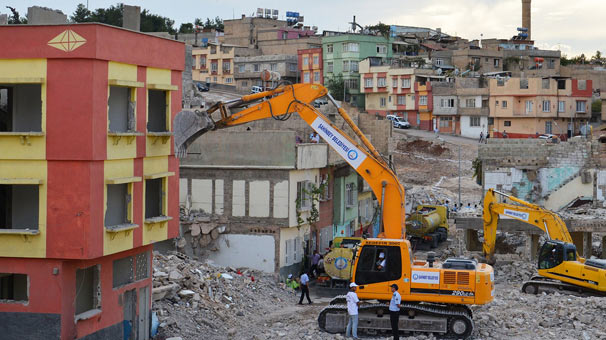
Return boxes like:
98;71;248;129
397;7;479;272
318;302;474;339
522;276;606;297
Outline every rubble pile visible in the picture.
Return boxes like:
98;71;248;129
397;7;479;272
177;208;229;256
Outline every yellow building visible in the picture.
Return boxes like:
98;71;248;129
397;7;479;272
192;42;241;86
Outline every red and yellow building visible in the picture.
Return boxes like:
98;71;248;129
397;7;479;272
298;48;323;84
0;24;181;339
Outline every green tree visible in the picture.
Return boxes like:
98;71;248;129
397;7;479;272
326;74;344;101
89;3;123;26
6;6;27;24
365;22;390;38
140;9;175;34
592;100;602;113
194;18;203;27
70;3;91;22
591;50;604;65
214;16;224;31
179;23;194;34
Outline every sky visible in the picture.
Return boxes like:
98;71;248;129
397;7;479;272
4;0;605;57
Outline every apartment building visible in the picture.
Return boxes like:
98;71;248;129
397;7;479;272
192;42;255;87
0;24;181;339
358;58;434;127
457;78;490;139
233;54;298;92
489;77;593;138
180;131;328;278
432;81;458;133
322;32;392;107
298;47;323;84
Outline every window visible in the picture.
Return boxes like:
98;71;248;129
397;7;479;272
351;61;359;72
0;84;42;132
497;78;505;86
364;78;373;88
502;100;508;108
270;63;277;71
222;61;231;73
504;121;511;127
345;78;359;90
376;44;387;54
105;184;132;228
0;273;28;302
289;63;297;72
345;182;355;207
75;265;101;317
303;72;310;83
439;117;452;127
397;95;405;105
108;86;135;133
313;71;320;82
557;79;566;90
238;64;245;73
578;80;587;90
542;78;550;89
253;64;260;72
496;101;499;106
145;178;165;219
342;42;359;52
435;58;443;66
303;56;309;66
113;256;133;288
225;77;233;84
392;78;398;88
213;76;217;82
327;61;333;73
0;184;39;231
441;98;455;108
465;98;476;108
326;44;333;53
419;96;428;105
211;62;218;72
343;60;350;72
200;56;206;68
354;245;401;285
542;100;551;112
242;81;248;87
525;100;533;113
548;59;555;69
380;97;386;107
313;55;319;65
297;181;312;210
494;59;500;67
377;78;386;87
401;78;411;88
545;121;553;134
320;175;330;201
520;79;528;89
147;90;168;132
558;101;565;113
576;101;587;113
470;117;481;127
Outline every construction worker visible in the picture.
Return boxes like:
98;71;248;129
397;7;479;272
298;271;312;305
346;283;361;339
389;284;401;340
376;252;386;271
286;274;299;290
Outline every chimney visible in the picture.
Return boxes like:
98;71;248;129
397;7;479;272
522;0;531;40
241;14;245;19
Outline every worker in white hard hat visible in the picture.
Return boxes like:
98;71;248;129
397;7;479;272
346;282;361;339
376;252;386;271
286;273;299;290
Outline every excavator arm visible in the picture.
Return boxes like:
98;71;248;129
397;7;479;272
175;83;406;239
483;188;573;264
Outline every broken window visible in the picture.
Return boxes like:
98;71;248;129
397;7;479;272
105;184;131;227
145;178;165;219
376;44;387;54
113;256;134;288
0;185;39;230
147;90;168;132
0;273;28;302
108;86;135;133
326;44;333;53
0;84;42;132
75;265;101;317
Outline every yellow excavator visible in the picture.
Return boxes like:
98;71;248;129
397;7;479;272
483;188;606;296
175;83;494;338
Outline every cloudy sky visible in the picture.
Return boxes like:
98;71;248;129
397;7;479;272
5;0;604;57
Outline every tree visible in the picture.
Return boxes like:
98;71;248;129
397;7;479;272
201;17;224;31
89;3;123;26
70;3;91;23
6;6;27;24
365;22;390;38
326;74;344;101
592;100;602;113
214;16;224;31
591;50;604;65
194;18;203;27
140;9;175;34
179;23;194;34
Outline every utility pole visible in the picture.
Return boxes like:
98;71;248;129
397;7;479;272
458;144;461;208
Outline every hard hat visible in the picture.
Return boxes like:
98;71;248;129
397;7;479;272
379;252;385;258
288;274;293;279
350;282;358;288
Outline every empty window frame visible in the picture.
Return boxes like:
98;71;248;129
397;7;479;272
147;90;169;132
0;273;28;302
0;184;39;231
75;265;101;316
108;86;135;133
105;184;132;228
145;178;166;219
557;79;566;90
0;84;42;132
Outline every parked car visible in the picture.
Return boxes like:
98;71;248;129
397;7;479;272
392;117;411;129
251;85;264;94
538;134;559;143
195;82;209;92
386;114;398;122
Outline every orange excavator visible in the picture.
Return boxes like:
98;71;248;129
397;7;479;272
175;83;494;338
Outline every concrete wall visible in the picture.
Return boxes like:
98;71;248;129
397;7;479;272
296;143;327;169
26;6;66;24
122;5;140;31
207;234;275;272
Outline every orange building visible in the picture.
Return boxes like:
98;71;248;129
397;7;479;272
0;24;181;339
298;48;323;84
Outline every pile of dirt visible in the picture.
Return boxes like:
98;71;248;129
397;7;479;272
399;139;451;157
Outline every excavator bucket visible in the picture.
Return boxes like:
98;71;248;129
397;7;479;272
173;109;215;158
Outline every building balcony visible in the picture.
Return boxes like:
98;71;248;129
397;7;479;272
296;143;328;169
458;107;489;116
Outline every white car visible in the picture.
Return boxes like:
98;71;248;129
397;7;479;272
251;86;264;94
392;117;411;129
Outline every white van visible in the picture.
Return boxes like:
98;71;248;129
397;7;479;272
251;86;264;94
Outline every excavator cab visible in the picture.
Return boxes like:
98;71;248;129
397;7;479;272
538;240;577;269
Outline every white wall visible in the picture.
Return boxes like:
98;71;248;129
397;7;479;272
273;181;289;218
179;178;188;206
232;180;245;216
460;115;488;139
207;234;276;272
279;225;309;268
249;180;270;217
191;179;212;213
